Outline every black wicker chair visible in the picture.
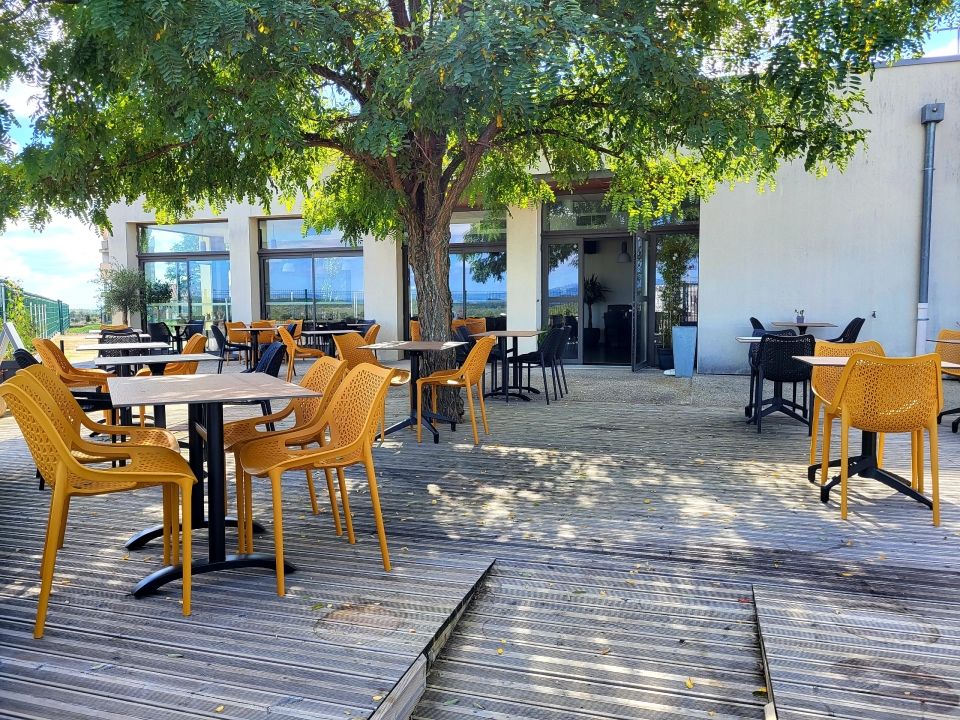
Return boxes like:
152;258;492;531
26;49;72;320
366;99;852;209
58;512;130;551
827;317;865;343
749;334;815;433
745;328;796;418
97;330;141;374
147;322;175;351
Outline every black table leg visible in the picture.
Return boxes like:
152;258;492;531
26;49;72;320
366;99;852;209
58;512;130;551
810;430;932;509
382;350;448;443
132;400;292;597
485;336;533;401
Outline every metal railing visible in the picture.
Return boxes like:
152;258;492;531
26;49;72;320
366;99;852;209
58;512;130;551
0;281;70;339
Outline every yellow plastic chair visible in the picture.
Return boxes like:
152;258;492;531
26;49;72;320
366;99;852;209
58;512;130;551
34;338;113;389
363;323;380;345
224;357;349;551
135;333;208;377
251;319;276;346
278;326;325;383
333;332;410;383
809;340;885;468
225;321;250;365
237;363;397;595
417;336;497;445
934;329;960;432
409;320;421;341
823;353;943;523
100;324;129;331
0;376;196;638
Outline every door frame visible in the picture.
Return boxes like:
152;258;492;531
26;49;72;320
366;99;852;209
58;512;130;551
541;237;584;364
631;233;655;370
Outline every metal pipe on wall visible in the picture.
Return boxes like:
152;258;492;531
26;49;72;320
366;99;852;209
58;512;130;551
916;102;944;355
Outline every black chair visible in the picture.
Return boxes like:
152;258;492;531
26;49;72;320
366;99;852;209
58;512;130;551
147;322;175;351
239;341;287;423
13;349;38;369
511;327;564;403
97;330;141;373
749;334;815;433
210;324;248;374
827;317;865;343
603;306;631;350
453;325;475;365
356;319;376;335
745;328;796;418
552;325;572;395
749;317;765;332
175;320;204;351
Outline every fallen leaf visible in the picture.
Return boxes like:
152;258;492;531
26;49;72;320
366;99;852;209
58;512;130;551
214;706;225;713
372;695;383;702
442;699;459;706
685;677;695;689
753;687;768;698
496;648;504;655
737;597;753;604
599;647;610;655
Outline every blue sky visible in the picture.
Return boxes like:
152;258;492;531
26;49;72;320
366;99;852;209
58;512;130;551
2;78;103;309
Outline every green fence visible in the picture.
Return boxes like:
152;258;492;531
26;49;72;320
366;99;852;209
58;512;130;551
1;281;70;340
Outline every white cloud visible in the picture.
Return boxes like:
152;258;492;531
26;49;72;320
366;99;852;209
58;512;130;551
0;215;103;309
0;77;41;118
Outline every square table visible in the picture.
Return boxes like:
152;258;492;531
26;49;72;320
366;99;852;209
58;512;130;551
76;341;169;354
108;373;322;596
795;354;959;512
472;330;544;402
231;327;278;367
360;340;466;443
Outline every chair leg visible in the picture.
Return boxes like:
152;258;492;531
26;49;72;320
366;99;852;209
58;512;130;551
244;471;254;552
162;485;173;566
269;471;286;596
820;415;833;486
57;496;71;550
928;422;940;526
876;433;885;468
840;412;850;519
180;485;192;616
363;447;391;572
754;370;764;434
477;381;490;434
541;364;550;405
550;360;559;400
465;383;479;445
324;468;342;536
916;429;925;495
808;396;821;465
560;359;569;394
305;468;319;514
235;464;246;553
35;483;68;638
416;382;425;444
336;468;356;544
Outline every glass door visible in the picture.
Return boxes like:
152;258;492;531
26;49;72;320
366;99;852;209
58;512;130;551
632;234;649;370
543;241;581;362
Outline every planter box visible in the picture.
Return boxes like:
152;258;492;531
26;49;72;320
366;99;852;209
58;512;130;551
671;325;697;378
656;346;674;370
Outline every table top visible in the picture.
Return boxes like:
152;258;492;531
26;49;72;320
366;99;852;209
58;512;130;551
85;331;150;338
472;330;543;338
301;329;354;336
771;321;836;329
930;338;960;345
361;340;466;352
794;355;960;369
93;353;217;367
108;373;322;408
736;336;761;343
233;326;277;332
76;341;170;352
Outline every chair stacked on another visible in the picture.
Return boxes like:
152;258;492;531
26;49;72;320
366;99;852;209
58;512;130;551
278;325;325;382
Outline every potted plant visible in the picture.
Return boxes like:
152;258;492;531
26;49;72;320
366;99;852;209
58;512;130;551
795;308;805;324
582;274;608;349
657;234;699;376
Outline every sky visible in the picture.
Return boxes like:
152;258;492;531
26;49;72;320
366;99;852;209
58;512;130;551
1;78;103;310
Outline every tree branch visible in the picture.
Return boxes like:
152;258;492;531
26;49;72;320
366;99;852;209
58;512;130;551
441;120;500;216
308;64;366;104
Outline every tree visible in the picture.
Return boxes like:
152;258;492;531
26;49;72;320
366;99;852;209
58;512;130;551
98;263;145;325
1;0;956;411
1;278;37;354
656;233;699;346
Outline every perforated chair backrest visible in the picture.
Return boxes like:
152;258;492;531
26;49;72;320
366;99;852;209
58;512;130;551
461;336;497;383
333;332;377;369
277;326;299;360
749;328;795;366
833;353;943;433
98;331;140;358
100;324;129;331
935;329;960;378
323;363;396;449
13;349;39;369
363;323;380;345
34;338;81;377
165;334;207;375
291;356;349;426
21;364;96;435
757;334;814;382
225;321;247;344
148;322;173;343
251;320;275;345
409;320;421;341
812;340;884;404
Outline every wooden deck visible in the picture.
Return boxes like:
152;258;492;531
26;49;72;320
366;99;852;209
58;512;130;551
1;366;958;718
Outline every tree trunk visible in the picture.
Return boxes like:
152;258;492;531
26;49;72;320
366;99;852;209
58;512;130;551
406;215;464;421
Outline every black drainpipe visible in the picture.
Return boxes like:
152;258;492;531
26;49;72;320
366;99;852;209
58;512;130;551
916;102;944;354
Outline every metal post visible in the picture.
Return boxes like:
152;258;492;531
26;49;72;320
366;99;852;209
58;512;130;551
916;102;944;355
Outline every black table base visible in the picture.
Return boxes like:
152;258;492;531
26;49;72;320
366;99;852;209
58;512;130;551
484;336;541;401
808;430;932;509
381;349;458;444
133;554;295;598
124;517;265;551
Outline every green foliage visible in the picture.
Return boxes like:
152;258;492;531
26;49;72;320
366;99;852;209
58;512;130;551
657;234;699;346
583;274;608;329
1;278;37;354
97;262;145;324
145;279;173;305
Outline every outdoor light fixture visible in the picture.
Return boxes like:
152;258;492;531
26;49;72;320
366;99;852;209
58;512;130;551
616;240;631;264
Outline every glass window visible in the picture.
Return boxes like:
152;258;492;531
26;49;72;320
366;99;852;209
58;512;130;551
463;252;506;317
544;195;628;232
261;254;363;321
139;223;228;253
259;218;349;250
263;257;314;320
314;255;364;321
142;259;231;324
450;210;506;244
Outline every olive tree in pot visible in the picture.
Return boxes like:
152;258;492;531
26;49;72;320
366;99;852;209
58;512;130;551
97;262;146;326
582;274;608;350
656;234;699;373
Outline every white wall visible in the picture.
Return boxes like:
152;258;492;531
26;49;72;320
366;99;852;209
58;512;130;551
506;204;541;352
362;235;404;359
699;58;960;373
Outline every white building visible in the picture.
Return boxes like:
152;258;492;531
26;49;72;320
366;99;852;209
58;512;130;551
104;56;960;372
